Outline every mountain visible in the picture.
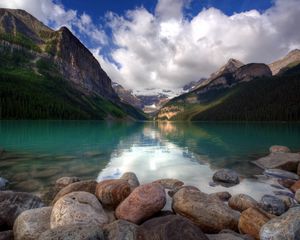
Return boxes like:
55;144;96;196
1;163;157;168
269;49;300;75
112;82;142;109
0;8;146;120
155;57;300;121
182;78;207;92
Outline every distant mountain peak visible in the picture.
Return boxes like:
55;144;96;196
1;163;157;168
269;49;300;75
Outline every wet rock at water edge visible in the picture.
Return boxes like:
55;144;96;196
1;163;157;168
167;185;200;198
172;187;240;233
0;177;9;190
141;215;209;240
209;192;232;202
269;145;291;153
260;206;300;240
212;169;240;186
263;169;299;180
0;230;13;240
153;178;184;190
253;152;300;172
228;194;259;212
103;220;145;240
116;183;166;224
13;207;52;240
120;172;140;191
52;180;97;204
55;176;81;190
0;191;44;230
238;207;270;240
38;224;104;240
259;194;287;216
51;191;108;228
95;179;131;209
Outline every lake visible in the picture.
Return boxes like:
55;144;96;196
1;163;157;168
0;121;299;200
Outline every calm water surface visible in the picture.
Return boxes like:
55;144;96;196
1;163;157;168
0;121;299;200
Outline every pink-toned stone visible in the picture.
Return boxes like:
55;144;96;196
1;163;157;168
115;183;166;224
269;145;291;153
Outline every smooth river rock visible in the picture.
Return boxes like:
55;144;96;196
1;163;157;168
228;194;259;212
253;152;300;172
207;231;254;240
238;207;270;240
269;145;291;153
95;179;131;209
52;180;97;204
259;195;287;216
172;187;240;233
55;176;81;190
115;183;166;224
209;191;232;202
260;206;300;240
103;220;145;240
141;215;208;240
13;207;52;240
153;178;184;190
120;172;140;191
51;191;108;228
263;169;299;180
212;169;240;186
38;224;104;240
0;191;44;230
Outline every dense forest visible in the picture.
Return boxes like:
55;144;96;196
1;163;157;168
191;68;300;121
0;46;134;120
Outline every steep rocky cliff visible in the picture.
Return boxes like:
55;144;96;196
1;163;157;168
0;8;145;120
269;49;300;75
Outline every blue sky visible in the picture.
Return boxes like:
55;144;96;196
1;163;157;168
0;0;299;94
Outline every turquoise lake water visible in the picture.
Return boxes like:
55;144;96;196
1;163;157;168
0;121;299;200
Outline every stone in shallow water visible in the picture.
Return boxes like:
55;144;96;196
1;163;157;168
153;178;184;190
209;192;232;201
172;187;240;233
51;191;108;229
52;180;97;204
95;179;131;209
115;183;166;224
263;169;299;180
0;191;44;230
212;169;240;186
120;172;140;191
238;207;270;240
228;194;259;212
253;152;300;172
141;215;208;240
13;207;52;240
260;206;300;240
269;145;291;153
259;194;287;216
0;177;9;190
38;224;104;240
55;176;81;190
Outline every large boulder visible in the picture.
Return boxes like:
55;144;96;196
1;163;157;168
13;207;52;240
0;191;44;230
212;169;240;186
260;206;300;240
95;179;131;209
115;183;166;224
228;194;259;212
238;207;270;240
103;220;145;240
51;191;108;228
55;176;81;190
253;152;300;172
38;224;104;240
52;180;97;204
141;215;208;240
0;177;9;190
269;145;291;153
263;169;299;180
209;192;232;202
120;172;140;191
172;187;240;233
153;178;184;190
259;195;287;216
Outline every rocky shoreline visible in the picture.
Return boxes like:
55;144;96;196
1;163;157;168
0;145;300;240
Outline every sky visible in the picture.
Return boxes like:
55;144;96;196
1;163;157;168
0;0;300;94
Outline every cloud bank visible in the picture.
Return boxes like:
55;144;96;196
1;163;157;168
1;0;300;93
